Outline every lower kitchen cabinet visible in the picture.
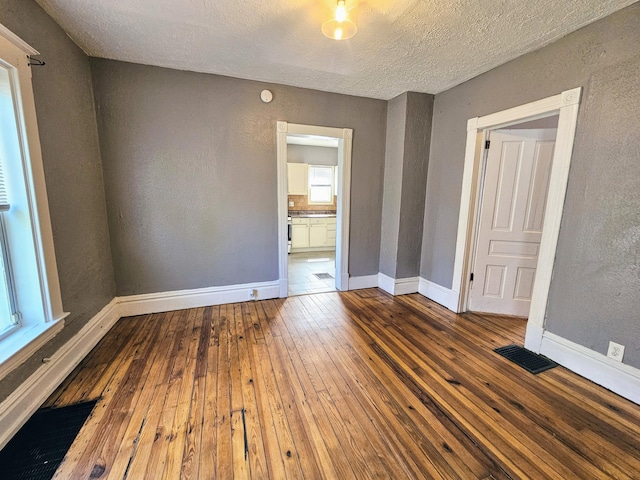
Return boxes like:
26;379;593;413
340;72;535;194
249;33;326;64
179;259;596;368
291;218;309;248
309;223;327;247
290;216;336;252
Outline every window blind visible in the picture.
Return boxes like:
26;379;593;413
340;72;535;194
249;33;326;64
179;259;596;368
0;159;9;211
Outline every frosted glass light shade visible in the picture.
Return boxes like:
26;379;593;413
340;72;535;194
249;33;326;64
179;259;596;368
322;18;357;40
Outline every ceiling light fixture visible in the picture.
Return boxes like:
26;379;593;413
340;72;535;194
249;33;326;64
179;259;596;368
322;0;357;40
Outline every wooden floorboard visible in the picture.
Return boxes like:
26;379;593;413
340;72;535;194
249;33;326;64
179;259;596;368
45;289;640;479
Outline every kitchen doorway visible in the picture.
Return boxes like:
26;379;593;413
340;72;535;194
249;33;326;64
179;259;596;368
276;122;352;298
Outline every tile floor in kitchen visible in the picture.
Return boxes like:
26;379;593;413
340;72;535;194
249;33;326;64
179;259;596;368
288;251;336;296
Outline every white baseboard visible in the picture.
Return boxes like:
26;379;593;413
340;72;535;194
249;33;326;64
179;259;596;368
378;273;419;296
418;277;459;311
377;273;395;294
0;298;120;450
348;274;378;290
394;276;419;295
540;331;640;404
117;280;280;317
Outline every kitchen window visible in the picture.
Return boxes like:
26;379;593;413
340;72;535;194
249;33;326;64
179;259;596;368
0;28;67;378
308;165;334;204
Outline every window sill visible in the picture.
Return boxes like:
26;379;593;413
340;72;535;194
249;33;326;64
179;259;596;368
0;318;66;380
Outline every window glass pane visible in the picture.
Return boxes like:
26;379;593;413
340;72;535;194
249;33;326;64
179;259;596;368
309;166;333;186
0;67;15;334
309;185;332;203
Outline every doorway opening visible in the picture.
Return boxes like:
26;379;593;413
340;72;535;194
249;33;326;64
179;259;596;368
450;88;582;352
276;122;352;298
287;136;338;295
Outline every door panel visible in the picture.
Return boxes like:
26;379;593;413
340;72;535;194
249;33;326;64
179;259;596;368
483;265;506;297
469;129;556;316
514;267;536;299
524;141;555;233
488;240;539;258
492;141;522;231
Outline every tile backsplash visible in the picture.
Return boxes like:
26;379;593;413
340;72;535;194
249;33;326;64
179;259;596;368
288;195;337;212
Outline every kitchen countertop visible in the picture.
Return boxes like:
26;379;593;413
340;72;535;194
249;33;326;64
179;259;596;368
289;211;336;218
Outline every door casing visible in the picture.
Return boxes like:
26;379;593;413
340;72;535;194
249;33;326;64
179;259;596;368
450;88;582;353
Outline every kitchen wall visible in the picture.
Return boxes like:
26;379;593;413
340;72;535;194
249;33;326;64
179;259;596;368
287;144;338;166
91;59;387;294
0;0;115;401
421;3;640;367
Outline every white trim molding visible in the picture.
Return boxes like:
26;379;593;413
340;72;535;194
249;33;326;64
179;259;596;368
0;319;65;380
450;87;582;347
348;275;379;290
378;274;419;296
0;23;38;55
418;278;458;311
540;331;640;405
117;280;280;318
0;298;120;450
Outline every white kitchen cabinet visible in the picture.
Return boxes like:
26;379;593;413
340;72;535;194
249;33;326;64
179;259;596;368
287;163;308;195
309;222;327;247
291;218;309;248
290;216;336;252
326;218;337;247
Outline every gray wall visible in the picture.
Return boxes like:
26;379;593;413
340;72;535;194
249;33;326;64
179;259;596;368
380;92;433;279
421;3;640;367
0;0;115;401
287;144;338;166
379;94;406;277
91;59;387;294
397;92;432;278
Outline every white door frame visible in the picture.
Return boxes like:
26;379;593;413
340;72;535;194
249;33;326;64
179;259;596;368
276;122;353;297
450;87;582;352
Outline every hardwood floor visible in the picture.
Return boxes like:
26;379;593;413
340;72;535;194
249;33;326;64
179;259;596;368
45;289;640;479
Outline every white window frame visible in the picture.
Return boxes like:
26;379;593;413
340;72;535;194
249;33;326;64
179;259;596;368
307;165;335;205
0;25;67;379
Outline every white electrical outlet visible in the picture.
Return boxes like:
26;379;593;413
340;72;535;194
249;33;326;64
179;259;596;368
607;341;625;362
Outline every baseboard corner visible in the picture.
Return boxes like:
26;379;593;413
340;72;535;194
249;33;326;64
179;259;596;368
418;277;459;312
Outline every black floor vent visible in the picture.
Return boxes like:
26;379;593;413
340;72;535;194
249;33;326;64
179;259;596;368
314;273;334;280
0;400;97;480
494;344;557;374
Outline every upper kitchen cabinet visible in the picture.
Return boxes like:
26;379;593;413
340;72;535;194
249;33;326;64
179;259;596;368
287;163;308;195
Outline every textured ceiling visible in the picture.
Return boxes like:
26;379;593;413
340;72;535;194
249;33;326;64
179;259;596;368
34;0;636;99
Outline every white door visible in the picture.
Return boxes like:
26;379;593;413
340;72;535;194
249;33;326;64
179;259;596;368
469;129;556;316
